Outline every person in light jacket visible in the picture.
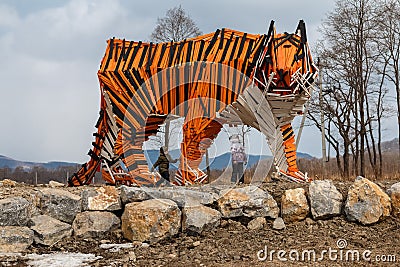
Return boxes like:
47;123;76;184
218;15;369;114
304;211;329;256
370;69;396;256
230;135;247;184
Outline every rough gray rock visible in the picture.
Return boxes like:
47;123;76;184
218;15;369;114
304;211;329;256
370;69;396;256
30;215;72;246
272;217;286;230
182;205;221;235
388;182;400;217
121;199;181;243
0;226;34;252
309;180;343;219
72;211;120;238
281;188;309;223
345;176;391;225
34;188;81;224
247;217;266;230
187;185;226;200
48;181;65;188
81;186;121;211
217;186;279;218
120;186;150;204
142;187;215;207
0;197;31;226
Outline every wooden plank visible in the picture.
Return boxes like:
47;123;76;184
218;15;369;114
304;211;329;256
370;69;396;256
243;89;276;132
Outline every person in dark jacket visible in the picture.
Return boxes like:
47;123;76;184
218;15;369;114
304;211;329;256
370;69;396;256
151;146;178;182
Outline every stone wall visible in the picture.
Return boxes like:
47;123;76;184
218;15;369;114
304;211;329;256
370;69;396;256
0;176;399;253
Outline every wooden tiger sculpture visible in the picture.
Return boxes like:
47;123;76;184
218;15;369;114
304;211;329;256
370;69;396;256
68;20;318;186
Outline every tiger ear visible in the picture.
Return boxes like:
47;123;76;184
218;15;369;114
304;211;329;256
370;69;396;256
267;20;276;38
296;20;307;43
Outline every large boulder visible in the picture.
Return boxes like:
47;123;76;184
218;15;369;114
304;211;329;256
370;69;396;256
217;186;279;218
121;199;181;243
309;180;343;219
182;205;221;235
72;211;120;238
281;188;309;223
120;186;150;204
34;188;81;224
0;226;34;252
0;197;31;226
193;184;231;193
190;185;232;200
345;176;391;225
142;187;215;207
30;215;72;246
81;186;121;211
121;185;218;206
388;182;400;217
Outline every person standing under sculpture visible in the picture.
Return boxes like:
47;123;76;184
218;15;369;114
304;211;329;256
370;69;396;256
151;146;178;182
230;135;247;184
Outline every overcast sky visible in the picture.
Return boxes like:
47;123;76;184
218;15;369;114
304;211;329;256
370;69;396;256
0;0;396;163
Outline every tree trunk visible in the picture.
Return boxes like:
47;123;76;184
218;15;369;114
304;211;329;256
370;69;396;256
343;143;350;178
365;93;378;178
165;120;170;149
396;66;400;155
336;151;344;178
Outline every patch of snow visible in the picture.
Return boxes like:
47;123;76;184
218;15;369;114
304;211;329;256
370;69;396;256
99;243;134;252
24;252;102;267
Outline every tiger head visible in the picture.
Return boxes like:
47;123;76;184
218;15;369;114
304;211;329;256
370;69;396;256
254;20;318;96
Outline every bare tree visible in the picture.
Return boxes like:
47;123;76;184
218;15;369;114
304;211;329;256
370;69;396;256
307;71;356;178
222;124;251;149
308;0;393;178
146;117;184;150
150;5;202;42
375;0;400;155
239;125;252;148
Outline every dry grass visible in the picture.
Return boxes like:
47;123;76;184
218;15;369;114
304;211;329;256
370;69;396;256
297;151;400;181
208;151;400;184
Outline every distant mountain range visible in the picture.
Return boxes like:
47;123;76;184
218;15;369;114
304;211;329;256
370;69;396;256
381;138;399;152
145;149;265;171
0;155;79;170
0;150;313;171
4;137;398;171
144;149;314;170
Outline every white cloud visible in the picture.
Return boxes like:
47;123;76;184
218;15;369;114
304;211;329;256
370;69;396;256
0;0;125;162
0;4;19;28
6;0;126;62
2;0;396;164
0;0;161;162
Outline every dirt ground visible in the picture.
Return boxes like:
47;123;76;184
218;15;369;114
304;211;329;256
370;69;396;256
1;179;400;266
